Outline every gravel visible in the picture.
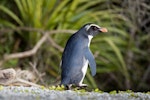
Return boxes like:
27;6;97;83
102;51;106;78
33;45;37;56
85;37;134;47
0;86;149;100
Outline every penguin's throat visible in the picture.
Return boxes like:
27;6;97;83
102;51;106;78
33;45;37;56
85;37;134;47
88;35;93;40
88;35;93;47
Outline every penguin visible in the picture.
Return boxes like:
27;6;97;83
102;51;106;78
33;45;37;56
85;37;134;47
60;23;107;89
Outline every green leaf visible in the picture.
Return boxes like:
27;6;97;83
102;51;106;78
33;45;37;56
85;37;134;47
0;5;23;25
103;38;129;79
0;19;16;28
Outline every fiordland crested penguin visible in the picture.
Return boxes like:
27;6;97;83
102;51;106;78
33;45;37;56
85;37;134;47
60;23;108;89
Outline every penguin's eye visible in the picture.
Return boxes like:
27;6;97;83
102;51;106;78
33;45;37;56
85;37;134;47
91;26;99;31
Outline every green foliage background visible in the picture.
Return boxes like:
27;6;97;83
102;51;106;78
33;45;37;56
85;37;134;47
0;0;149;91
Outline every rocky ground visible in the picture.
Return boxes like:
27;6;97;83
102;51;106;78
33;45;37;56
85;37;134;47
0;86;149;100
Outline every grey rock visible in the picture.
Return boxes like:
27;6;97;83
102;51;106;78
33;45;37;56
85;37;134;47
0;86;149;100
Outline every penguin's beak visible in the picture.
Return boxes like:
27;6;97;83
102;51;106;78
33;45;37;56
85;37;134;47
99;27;108;33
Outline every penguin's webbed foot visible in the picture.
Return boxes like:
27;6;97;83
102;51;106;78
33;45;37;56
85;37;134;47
64;84;88;90
66;84;72;90
72;83;87;90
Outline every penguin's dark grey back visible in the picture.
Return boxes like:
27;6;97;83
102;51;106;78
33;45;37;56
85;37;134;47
61;30;89;67
61;29;90;83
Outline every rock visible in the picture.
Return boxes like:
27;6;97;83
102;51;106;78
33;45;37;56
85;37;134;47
0;86;149;100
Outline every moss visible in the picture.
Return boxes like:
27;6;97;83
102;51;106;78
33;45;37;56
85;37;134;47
74;88;86;93
40;86;46;90
146;91;150;94
19;89;24;93
49;86;56;90
118;90;133;94
49;85;65;91
55;85;65;91
93;88;103;93
24;89;29;93
13;89;18;93
126;90;133;93
0;85;4;90
129;93;139;98
109;90;117;94
31;90;37;94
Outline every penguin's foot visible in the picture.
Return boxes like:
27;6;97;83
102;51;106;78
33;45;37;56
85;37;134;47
64;84;88;90
73;84;88;90
78;83;88;87
66;84;72;90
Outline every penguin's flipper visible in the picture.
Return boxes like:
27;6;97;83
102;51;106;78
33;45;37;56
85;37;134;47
84;48;96;76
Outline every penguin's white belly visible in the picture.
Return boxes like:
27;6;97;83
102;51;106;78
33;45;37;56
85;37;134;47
78;35;93;85
79;60;88;85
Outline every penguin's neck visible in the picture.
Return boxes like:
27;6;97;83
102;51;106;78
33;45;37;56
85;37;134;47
88;35;93;47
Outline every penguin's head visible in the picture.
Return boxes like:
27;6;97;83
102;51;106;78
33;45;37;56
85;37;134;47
83;23;108;36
